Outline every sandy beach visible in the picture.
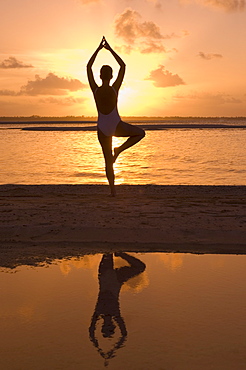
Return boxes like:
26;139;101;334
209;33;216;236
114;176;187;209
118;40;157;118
0;184;245;269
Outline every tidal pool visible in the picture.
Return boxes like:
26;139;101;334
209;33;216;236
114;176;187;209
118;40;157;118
1;253;246;370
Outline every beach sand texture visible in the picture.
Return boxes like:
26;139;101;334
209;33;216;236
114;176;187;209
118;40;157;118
1;185;245;268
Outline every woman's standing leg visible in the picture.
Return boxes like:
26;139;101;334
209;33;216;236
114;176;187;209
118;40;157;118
97;129;116;196
113;121;145;162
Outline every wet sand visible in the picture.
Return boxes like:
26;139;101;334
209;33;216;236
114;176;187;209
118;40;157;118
0;185;245;268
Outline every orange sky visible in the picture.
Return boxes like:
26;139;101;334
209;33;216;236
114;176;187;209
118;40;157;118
0;0;246;117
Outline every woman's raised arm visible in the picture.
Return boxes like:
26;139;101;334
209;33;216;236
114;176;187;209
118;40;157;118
103;38;126;91
87;38;104;92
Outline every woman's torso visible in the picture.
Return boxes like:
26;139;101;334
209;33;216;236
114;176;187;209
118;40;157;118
94;85;121;136
94;85;117;114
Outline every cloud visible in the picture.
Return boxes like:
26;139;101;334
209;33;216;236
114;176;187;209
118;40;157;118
0;56;33;69
204;0;246;12
114;8;181;53
20;73;86;96
140;41;167;54
39;96;86;105
174;91;242;104
181;0;246;12
115;44;134;55
198;51;223;60
115;8;164;44
146;0;162;9
0;89;19;96
145;65;185;87
0;73;86;97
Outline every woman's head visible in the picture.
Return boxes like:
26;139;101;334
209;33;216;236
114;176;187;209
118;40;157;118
100;65;113;81
101;315;116;338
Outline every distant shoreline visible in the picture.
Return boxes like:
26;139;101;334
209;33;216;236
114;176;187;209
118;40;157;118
1;116;246;129
18;124;246;130
1;116;246;123
1;122;246;130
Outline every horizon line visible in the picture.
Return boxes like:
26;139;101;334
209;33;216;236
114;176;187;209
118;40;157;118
1;115;246;121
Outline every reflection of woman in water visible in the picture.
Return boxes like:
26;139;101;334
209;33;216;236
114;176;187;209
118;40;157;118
89;252;146;366
87;37;145;196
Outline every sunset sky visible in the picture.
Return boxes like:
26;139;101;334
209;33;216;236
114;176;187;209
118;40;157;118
1;0;246;117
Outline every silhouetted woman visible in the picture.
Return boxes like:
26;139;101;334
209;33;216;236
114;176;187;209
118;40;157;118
89;252;146;366
87;37;145;196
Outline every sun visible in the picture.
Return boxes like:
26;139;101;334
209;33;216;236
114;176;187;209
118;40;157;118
117;86;138;115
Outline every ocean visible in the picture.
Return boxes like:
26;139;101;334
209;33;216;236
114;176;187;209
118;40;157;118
1;118;246;185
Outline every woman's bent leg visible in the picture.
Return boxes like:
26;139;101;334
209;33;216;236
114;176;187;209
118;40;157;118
113;121;145;162
97;129;116;196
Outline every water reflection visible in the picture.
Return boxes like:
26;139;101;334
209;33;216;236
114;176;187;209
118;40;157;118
89;252;146;366
1;253;246;369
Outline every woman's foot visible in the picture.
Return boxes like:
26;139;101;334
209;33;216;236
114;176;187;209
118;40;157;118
110;184;116;197
113;147;121;163
110;189;116;197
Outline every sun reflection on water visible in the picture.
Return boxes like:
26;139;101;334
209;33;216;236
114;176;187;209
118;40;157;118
1;126;246;185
